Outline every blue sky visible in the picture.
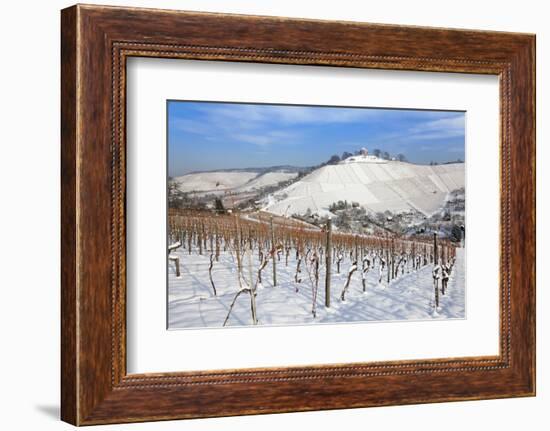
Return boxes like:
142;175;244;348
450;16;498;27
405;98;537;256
168;101;465;176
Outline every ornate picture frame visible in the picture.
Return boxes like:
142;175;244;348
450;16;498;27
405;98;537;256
61;4;535;425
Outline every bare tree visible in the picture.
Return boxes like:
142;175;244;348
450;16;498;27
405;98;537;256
336;251;343;273
294;253;303;291
378;255;387;284
340;260;358;301
432;264;441;308
396;153;407;162
223;216;258;326
306;252;320;318
361;255;371;292
325;218;332;308
207;253;217;296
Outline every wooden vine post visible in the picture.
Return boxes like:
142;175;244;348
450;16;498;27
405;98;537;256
386;247;390;284
391;237;395;280
433;232;439;308
270;216;277;287
234;215;243;278
215;225;220;261
247;244;258;325
434;232;438;265
198;221;203;255
325;218;332;308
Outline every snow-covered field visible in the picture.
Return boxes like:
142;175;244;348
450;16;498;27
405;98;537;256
235;171;298;192
264;159;465;216
173;170;298;195
173;171;258;194
168;246;465;329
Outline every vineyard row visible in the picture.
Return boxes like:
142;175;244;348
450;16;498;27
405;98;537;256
168;211;457;325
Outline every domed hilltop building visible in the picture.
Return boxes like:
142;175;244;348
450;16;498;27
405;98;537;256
340;147;388;164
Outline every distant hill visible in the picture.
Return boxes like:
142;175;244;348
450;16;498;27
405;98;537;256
182;165;309;175
173;166;303;195
263;155;465;216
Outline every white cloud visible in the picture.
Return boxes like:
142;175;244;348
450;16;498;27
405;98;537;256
198;104;381;127
173;102;465;156
408;115;465;139
173;118;212;135
361;113;465;148
233;130;300;147
177;104;318;147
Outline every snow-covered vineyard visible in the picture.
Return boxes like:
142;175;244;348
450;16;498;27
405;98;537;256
168;211;464;329
264;158;465;217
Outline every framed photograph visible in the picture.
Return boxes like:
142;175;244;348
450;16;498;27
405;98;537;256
165;101;467;330
61;4;535;425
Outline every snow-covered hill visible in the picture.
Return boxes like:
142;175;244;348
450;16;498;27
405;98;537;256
264;156;464;216
173;169;298;195
235;171;299;193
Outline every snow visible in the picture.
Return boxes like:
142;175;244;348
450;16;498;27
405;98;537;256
168;245;465;329
168;241;181;251
174;171;258;194
264;161;465;216
173;170;298;195
234;172;298;192
339;154;388;164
